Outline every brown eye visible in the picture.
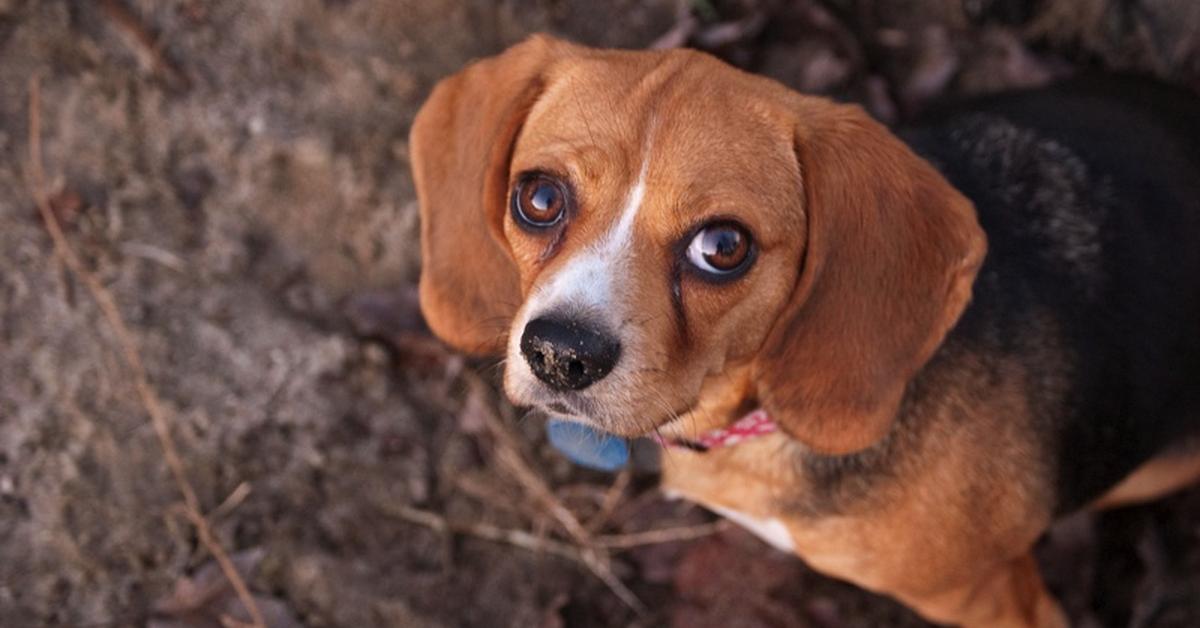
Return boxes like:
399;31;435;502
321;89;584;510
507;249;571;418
512;174;568;229
686;222;753;277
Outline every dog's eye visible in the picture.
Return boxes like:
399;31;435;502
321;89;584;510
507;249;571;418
512;174;568;229
686;222;753;278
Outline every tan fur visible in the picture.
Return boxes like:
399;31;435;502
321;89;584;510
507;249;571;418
663;349;1063;627
754;100;986;455
411;35;1196;628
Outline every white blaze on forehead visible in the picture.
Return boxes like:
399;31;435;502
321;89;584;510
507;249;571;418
608;161;649;252
529;154;651;313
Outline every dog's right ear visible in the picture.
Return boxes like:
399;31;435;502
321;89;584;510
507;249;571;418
410;35;566;355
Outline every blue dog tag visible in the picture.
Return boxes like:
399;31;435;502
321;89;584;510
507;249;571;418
545;419;630;472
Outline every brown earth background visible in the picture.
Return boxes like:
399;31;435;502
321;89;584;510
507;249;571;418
3;1;1200;627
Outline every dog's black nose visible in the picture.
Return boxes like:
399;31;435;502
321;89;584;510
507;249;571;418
520;317;620;391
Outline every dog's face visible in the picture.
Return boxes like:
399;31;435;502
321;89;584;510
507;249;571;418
412;36;986;453
499;54;804;435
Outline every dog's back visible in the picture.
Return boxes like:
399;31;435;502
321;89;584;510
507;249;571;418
904;77;1200;511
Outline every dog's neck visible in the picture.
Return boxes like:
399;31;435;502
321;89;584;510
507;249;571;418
656;364;761;443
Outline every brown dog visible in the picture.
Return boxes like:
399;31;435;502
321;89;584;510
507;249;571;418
411;35;1200;626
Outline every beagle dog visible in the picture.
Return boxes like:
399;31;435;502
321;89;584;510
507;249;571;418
410;35;1200;627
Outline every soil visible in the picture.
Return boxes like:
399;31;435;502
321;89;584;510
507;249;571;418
2;1;1199;627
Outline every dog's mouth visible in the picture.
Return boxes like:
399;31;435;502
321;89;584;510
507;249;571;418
530;394;598;425
545;401;573;415
530;392;701;440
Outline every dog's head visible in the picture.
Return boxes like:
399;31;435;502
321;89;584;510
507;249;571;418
411;35;985;454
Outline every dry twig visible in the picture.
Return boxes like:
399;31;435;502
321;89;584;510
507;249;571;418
453;473;538;519
465;374;648;615
25;76;263;628
209;481;254;522
597;520;730;550
384;504;727;564
586;468;632;532
98;0;191;89
383;503;584;563
482;400;593;543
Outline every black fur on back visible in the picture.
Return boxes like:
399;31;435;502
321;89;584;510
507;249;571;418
902;76;1200;512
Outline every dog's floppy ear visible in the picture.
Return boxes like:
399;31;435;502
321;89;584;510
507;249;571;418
410;35;565;354
754;100;986;455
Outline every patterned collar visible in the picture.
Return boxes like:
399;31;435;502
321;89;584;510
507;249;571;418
652;409;777;452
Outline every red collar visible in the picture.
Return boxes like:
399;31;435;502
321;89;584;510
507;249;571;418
653;409;777;452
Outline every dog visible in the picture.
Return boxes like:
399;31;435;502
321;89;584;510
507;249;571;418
409;34;1200;627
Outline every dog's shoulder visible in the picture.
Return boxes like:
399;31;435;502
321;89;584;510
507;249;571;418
900;76;1200;511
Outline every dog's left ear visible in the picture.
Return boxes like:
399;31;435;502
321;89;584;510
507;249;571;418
754;99;987;455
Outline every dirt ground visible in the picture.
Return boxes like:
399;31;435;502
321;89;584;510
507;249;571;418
2;1;1200;627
